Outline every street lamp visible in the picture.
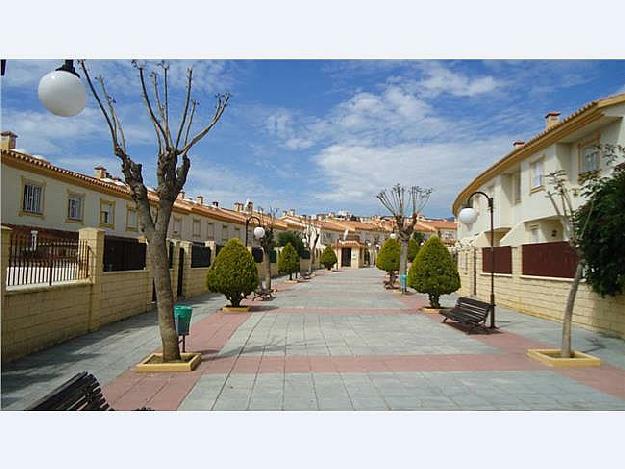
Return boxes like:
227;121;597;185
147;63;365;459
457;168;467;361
390;233;397;240
1;59;87;117
245;215;263;247
38;60;87;117
458;191;496;329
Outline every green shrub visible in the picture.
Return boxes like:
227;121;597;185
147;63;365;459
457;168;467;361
277;231;306;257
408;238;420;262
206;238;259;307
320;245;338;270
376;238;400;273
408;236;460;308
278;242;300;280
575;164;625;297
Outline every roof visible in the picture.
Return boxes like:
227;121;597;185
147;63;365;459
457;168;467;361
1;148;245;224
451;92;625;214
424;219;457;230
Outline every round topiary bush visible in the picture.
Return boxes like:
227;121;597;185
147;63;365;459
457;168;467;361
407;235;460;308
376;238;400;286
207;238;259;307
278;242;300;280
320;245;338;270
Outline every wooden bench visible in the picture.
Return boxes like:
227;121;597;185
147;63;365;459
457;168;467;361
300;272;312;280
440;297;492;334
252;287;274;301
25;371;151;411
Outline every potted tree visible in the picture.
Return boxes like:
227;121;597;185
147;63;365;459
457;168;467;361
278;242;300;282
320;245;338;271
408;236;460;312
207;239;259;312
376;238;400;289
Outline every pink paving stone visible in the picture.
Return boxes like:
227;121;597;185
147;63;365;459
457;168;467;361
258;356;285;373
102;370;146;404
111;374;170;410
232;355;262;373
559;366;625;399
144;373;202;411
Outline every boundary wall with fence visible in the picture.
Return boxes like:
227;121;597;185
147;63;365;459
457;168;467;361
457;242;625;338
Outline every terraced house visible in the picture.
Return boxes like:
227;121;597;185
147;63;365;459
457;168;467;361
453;93;625;338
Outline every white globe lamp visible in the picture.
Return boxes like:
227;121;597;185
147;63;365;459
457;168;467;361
38;61;86;117
390;233;397;240
253;226;265;240
458;207;479;225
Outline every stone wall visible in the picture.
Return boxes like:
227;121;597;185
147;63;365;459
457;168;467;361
100;270;152;325
457;247;625;338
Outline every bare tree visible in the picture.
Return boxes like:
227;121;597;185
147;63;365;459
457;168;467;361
545;144;620;358
302;216;320;275
258;207;278;292
377;184;432;293
79;60;229;362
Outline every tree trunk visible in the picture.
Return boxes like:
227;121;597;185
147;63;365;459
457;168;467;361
561;260;584;358
429;293;440;309
262;248;272;291
399;237;408;293
149;237;181;362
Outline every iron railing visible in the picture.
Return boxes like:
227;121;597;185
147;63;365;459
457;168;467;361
7;233;90;287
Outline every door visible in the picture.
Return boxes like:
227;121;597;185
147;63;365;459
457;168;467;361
177;248;184;297
341;247;351;267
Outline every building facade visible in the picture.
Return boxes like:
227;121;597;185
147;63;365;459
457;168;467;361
452;93;625;337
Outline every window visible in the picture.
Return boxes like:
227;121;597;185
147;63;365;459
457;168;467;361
579;143;600;175
530;159;544;190
207;222;215;240
222;225;228;241
173;217;182;235
513;171;522;204
126;206;138;231
529;225;540;244
22;181;44;215
192;219;201;238
67;193;84;221
99;200;115;227
234;227;242;240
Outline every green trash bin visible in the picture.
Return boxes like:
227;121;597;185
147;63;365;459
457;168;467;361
174;305;193;336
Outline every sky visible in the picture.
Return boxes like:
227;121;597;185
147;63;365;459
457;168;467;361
2;60;624;218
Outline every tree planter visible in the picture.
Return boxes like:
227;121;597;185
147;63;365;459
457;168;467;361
135;352;202;372
222;305;251;313
527;349;601;368
285;279;299;284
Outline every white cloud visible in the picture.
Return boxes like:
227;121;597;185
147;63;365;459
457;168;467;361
416;62;501;97
312;137;513;216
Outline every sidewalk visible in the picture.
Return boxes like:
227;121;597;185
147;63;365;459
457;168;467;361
2;268;624;410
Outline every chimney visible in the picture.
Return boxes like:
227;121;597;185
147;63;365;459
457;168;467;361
282;210;288;217
245;199;253;212
288;209;295;217
177;191;185;200
545;112;560;130
234;202;244;212
212;200;219;207
1;131;17;150
513;140;525;149
94;166;107;179
196;195;204;205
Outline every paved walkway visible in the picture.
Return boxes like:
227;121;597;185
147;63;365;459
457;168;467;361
2;268;624;410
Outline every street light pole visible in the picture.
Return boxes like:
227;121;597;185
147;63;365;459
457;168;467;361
244;215;263;247
459;191;496;329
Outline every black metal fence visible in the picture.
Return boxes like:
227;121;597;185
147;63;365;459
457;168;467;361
270;249;277;263
7;232;90;287
103;236;146;272
191;243;211;268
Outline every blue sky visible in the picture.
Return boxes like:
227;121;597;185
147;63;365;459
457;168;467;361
2;60;624;218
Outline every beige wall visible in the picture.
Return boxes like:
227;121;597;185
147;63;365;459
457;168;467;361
457;247;625;338
100;270;153;325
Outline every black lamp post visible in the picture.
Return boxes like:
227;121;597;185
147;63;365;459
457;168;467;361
458;191;496;329
244;215;264;247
